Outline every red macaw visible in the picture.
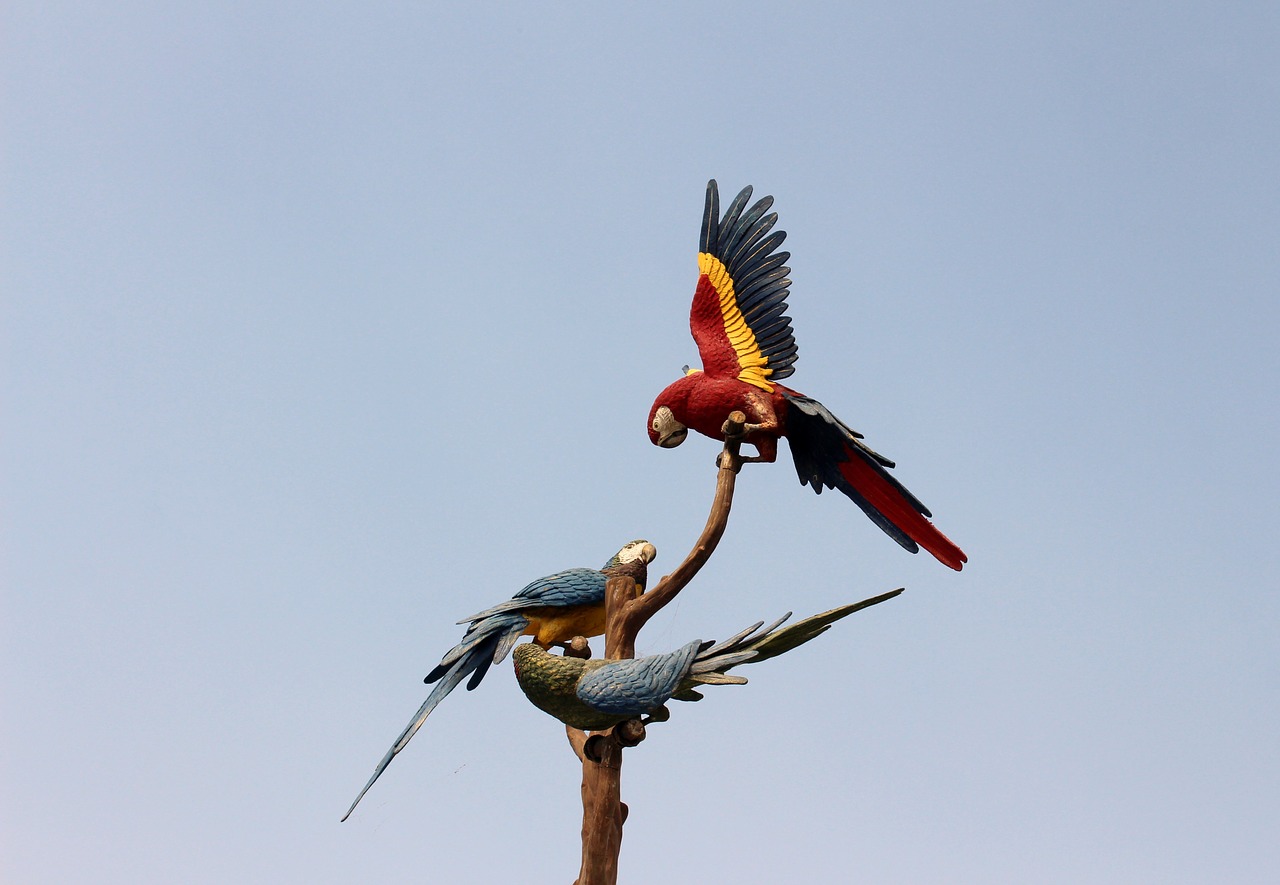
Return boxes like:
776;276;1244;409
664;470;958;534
647;181;967;571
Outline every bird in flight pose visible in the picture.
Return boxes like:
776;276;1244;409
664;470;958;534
647;181;966;570
342;539;656;820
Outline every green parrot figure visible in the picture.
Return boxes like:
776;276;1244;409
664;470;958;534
514;590;902;731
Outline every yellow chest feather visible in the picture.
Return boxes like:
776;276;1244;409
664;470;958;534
524;605;608;647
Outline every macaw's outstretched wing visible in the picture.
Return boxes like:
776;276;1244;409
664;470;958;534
689;180;798;389
727;590;905;667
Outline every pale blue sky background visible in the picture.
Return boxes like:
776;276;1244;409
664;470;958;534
4;3;1278;883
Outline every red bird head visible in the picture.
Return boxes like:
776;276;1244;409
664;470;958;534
647;377;692;448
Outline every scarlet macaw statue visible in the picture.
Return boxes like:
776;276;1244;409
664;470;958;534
342;539;656;820
514;591;902;731
647;181;967;570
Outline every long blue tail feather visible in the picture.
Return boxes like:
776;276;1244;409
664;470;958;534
342;620;521;821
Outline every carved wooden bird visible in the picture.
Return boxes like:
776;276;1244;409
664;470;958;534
647;181;966;570
514;590;902;731
342;539;656;820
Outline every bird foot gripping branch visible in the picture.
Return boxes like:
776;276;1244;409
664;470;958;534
716;411;747;471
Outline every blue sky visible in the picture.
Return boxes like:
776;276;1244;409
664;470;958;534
4;3;1278;882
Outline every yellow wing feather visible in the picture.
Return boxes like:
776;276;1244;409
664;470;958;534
697;253;775;392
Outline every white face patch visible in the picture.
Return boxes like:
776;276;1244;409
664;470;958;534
616;540;657;564
651;406;688;448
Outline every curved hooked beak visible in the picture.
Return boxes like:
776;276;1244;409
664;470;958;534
658;428;688;448
651;406;688;448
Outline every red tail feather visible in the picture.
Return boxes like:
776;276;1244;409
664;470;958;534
838;456;968;571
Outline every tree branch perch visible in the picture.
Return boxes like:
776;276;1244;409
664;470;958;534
573;413;746;885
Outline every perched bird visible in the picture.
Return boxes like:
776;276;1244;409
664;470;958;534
514;590;902;731
647;181;967;571
342;539;656;820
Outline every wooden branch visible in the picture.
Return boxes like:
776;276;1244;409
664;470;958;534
610;411;746;659
565;726;588;764
573;413;746;885
574;736;625;885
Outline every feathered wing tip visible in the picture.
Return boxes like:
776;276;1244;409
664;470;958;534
701;180;720;255
341;626;518;822
694;179;798;384
782;391;968;570
694;589;903;673
454;597;529;625
742;590;904;664
429;613;529;679
672;590;904;700
340;675;456;822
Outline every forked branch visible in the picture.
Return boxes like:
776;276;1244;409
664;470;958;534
608;411;746;659
573;412;746;885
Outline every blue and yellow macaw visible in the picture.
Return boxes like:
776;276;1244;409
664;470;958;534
342;539;656;820
514;590;902;731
